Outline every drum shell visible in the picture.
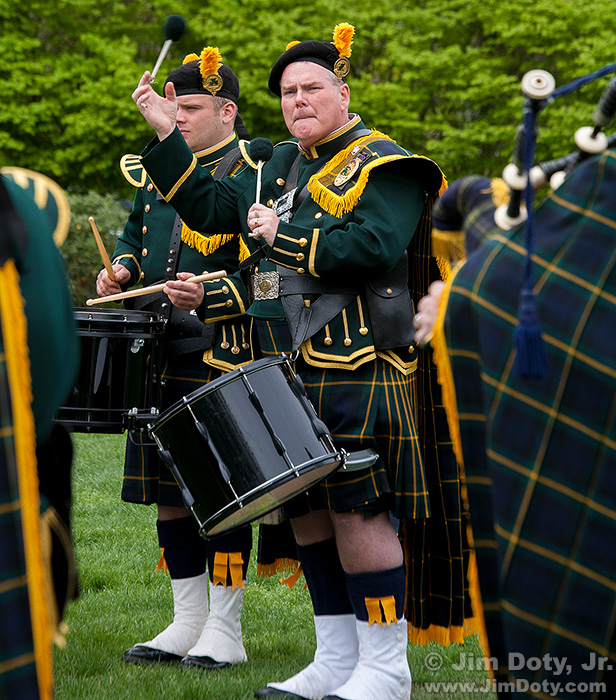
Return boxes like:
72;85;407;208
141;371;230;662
56;308;164;433
150;356;342;537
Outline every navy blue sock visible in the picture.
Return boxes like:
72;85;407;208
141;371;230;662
297;538;353;616
207;524;253;586
345;565;406;624
156;517;207;579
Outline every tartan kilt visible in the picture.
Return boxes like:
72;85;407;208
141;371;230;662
121;352;221;506
287;356;430;519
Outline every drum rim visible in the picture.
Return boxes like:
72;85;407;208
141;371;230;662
195;451;343;537
73;306;164;323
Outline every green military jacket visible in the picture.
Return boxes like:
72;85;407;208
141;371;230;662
140;116;444;373
114;132;253;370
1;174;78;444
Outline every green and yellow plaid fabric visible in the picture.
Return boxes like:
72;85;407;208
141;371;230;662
435;150;616;697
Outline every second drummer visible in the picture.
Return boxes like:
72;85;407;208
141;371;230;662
96;47;255;670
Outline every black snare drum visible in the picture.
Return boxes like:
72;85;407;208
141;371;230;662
56;308;164;433
149;356;343;537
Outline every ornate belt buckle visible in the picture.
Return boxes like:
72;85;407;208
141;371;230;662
252;271;280;300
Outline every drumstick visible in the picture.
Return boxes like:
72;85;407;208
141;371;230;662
85;270;227;306
247;138;274;239
89;216;116;282
150;15;187;82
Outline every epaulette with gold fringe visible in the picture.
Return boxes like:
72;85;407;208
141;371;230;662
181;223;235;257
307;131;446;218
120;154;147;188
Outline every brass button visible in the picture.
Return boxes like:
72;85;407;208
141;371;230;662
144;204;151;212
276;178;285;186
314;212;323;219
225;299;233;307
386;288;393;295
296;253;305;262
221;341;230;350
297;268;305;274
142;226;148;234
242;342;250;350
298;238;308;247
140;271;145;279
267;199;273;207
408;345;414;353
147;183;154;192
344;338;352;347
359;327;369;335
142;248;148;257
231;346;240;354
324;336;333;346
222;285;229;294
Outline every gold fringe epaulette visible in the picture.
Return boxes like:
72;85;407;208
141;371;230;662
181;224;235;256
307;131;446;218
489;177;509;207
239;235;251;262
120;154;147;188
432;228;467;263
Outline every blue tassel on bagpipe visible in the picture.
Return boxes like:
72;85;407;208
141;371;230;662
513;288;548;379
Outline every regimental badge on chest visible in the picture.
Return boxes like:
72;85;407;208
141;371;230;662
333;149;373;188
272;187;298;223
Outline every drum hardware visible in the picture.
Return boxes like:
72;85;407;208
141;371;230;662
340;447;380;472
131;338;145;353
127;406;160;436
184;401;240;501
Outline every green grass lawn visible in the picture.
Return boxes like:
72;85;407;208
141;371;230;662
53;433;494;699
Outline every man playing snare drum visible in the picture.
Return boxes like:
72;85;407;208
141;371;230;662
96;49;257;671
131;24;475;700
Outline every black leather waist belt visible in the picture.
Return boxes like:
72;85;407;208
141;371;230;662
251;270;360;299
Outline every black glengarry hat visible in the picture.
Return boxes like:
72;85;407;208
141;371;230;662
268;23;354;97
164;46;240;102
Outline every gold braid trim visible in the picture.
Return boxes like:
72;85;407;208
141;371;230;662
181;224;234;255
0;260;54;700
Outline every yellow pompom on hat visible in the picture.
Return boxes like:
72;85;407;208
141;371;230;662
164;46;240;102
268;22;355;96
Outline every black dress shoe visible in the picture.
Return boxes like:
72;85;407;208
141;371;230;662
180;654;230;670
253;687;311;699
123;645;182;665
